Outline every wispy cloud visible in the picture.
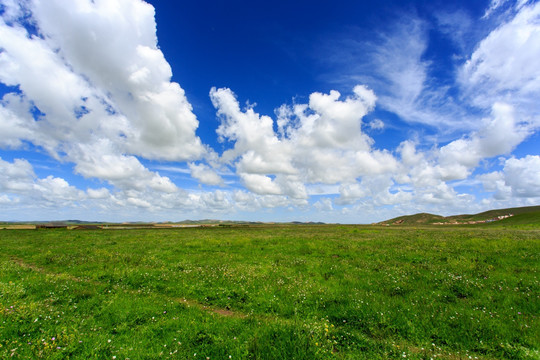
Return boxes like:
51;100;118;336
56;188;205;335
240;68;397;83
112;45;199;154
459;1;540;124
316;15;478;135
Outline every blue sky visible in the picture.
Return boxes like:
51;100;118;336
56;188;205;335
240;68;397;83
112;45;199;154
0;0;539;223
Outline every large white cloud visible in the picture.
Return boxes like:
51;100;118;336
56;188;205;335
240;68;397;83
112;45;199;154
211;85;399;200
211;87;297;175
0;0;205;193
437;102;530;180
460;2;540;116
32;0;206;161
210;70;536;215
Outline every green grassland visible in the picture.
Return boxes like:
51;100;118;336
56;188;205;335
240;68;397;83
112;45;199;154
1;224;539;359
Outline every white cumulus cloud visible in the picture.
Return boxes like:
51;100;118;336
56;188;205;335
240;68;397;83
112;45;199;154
211;85;398;195
503;155;540;197
189;163;224;186
0;0;205;194
461;2;540;115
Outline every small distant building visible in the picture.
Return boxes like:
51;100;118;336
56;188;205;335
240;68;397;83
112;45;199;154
73;225;101;230
36;223;68;229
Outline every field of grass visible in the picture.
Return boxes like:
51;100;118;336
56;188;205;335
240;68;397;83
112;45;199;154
1;225;538;359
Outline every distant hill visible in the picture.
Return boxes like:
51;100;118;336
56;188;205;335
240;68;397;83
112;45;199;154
380;205;540;226
1;219;327;227
0;220;105;225
175;219;262;225
491;210;540;227
379;212;445;225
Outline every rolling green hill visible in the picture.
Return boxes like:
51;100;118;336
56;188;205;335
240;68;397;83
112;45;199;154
381;205;540;226
379;212;445;225
487;210;540;227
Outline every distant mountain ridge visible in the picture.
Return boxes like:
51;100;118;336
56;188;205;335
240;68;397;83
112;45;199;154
0;219;326;227
2;206;538;226
380;205;540;225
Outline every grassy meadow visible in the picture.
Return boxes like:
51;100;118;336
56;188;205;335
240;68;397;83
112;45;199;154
0;224;538;359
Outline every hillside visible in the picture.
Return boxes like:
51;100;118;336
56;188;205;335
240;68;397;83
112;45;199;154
379;212;445;225
486;210;540;227
380;205;540;225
